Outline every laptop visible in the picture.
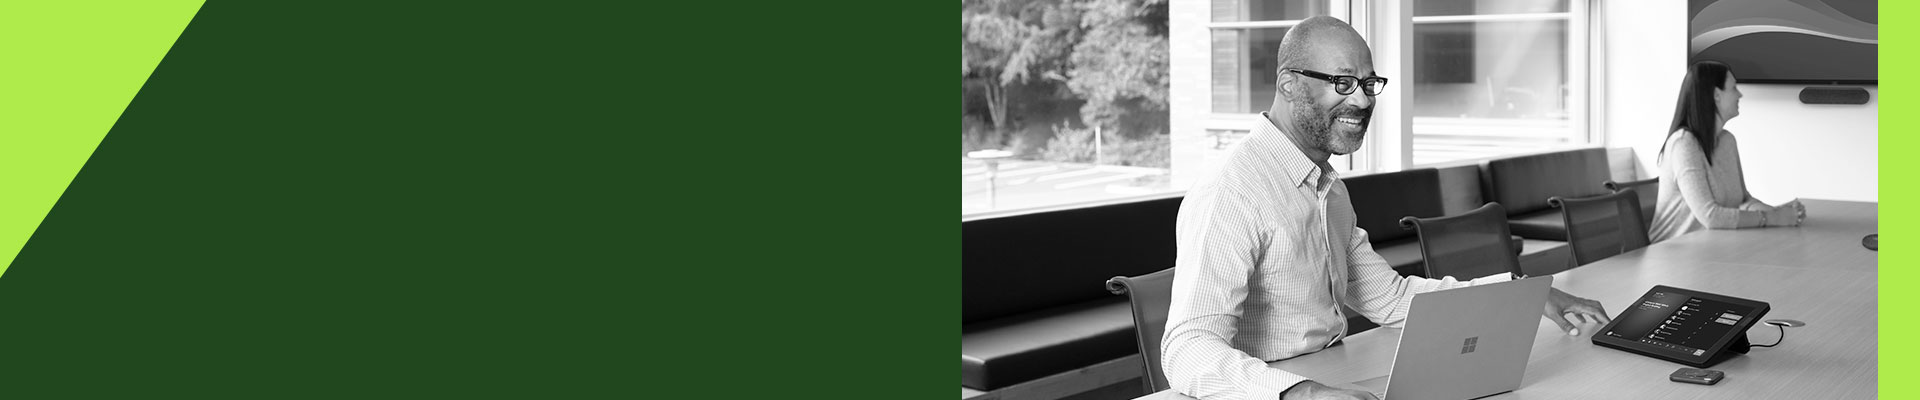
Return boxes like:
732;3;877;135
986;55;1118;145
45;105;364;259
1350;276;1553;400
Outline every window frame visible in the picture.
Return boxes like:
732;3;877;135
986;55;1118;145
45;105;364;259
1389;0;1597;169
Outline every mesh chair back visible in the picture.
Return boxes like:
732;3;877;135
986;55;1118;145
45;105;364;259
1399;203;1522;280
1106;267;1175;393
1551;191;1652;266
1605;178;1659;229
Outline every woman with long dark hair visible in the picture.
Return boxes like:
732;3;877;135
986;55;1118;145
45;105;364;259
1648;61;1804;242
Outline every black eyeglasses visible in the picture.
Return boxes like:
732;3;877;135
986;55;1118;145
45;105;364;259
1284;68;1389;96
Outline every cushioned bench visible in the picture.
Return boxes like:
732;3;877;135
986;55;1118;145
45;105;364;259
962;196;1181;392
1479;148;1612;241
1344;168;1445;278
962;300;1134;390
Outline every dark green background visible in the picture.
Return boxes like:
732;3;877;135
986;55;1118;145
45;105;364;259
0;2;944;397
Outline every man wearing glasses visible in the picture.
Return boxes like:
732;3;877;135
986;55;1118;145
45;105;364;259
1161;16;1612;400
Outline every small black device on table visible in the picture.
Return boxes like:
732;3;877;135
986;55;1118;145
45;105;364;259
1669;367;1725;385
1591;286;1770;367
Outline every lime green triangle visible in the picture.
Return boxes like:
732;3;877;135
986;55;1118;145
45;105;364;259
0;1;205;276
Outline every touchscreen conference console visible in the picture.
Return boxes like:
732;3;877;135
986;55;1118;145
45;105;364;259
1591;286;1770;367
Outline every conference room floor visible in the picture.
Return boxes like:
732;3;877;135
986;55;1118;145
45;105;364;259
1139;199;1877;400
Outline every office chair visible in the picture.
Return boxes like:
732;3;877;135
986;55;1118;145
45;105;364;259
1604;178;1659;229
1107;267;1175;393
1340;304;1379;337
1551;191;1652;267
1399;203;1524;280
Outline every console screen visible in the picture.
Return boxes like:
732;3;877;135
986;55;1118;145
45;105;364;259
1602;290;1757;357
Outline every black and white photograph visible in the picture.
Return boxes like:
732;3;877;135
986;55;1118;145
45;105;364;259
963;0;1877;399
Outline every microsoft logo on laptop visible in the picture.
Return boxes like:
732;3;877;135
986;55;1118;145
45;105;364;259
1461;337;1479;354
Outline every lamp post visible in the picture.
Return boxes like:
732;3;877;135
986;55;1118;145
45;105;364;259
1093;125;1102;166
967;149;1014;210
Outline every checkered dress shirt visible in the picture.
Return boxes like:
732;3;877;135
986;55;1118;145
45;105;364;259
1161;114;1509;400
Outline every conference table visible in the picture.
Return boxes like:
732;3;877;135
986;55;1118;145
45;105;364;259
1138;199;1877;399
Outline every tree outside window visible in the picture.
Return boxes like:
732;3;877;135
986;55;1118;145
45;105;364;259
962;0;1171;215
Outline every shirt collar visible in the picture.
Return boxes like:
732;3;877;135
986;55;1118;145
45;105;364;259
1253;112;1334;189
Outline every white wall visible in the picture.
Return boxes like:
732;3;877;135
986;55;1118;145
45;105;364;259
1600;0;1877;202
1724;85;1878;203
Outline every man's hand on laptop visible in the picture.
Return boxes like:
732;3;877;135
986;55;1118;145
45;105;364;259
1543;288;1611;336
1282;380;1378;400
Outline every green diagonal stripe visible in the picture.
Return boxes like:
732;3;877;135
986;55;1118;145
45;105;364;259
0;1;204;275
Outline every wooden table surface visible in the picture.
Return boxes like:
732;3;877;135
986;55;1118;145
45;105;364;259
1137;199;1877;399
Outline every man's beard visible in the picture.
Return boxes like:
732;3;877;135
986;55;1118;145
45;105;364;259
1291;100;1371;155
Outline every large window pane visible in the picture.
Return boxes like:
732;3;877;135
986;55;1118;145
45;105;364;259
1210;28;1287;114
1409;11;1575;166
